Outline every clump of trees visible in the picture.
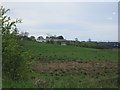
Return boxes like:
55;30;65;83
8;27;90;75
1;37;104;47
78;41;119;49
1;6;28;81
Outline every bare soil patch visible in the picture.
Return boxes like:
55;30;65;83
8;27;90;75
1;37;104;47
32;60;119;76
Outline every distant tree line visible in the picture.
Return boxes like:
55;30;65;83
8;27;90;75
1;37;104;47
36;35;119;49
78;41;119;49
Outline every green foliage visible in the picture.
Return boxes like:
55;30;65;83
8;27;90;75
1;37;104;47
1;6;27;81
3;36;23;80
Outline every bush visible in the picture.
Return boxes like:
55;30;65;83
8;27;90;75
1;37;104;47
2;33;27;81
1;6;28;81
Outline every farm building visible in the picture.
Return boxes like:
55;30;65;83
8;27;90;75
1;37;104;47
37;36;46;42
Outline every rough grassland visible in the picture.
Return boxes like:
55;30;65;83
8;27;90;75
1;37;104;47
3;40;119;88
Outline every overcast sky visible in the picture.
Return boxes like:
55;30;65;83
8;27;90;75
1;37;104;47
3;2;118;42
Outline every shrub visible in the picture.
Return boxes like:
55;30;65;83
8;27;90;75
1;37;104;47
1;6;28;81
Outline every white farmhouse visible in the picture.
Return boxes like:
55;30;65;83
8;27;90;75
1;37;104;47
37;36;46;42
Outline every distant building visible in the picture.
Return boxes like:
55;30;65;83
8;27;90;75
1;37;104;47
36;35;81;46
37;36;46;42
61;42;67;46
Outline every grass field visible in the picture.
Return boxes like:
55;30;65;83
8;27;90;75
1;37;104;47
3;40;119;88
22;40;118;62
